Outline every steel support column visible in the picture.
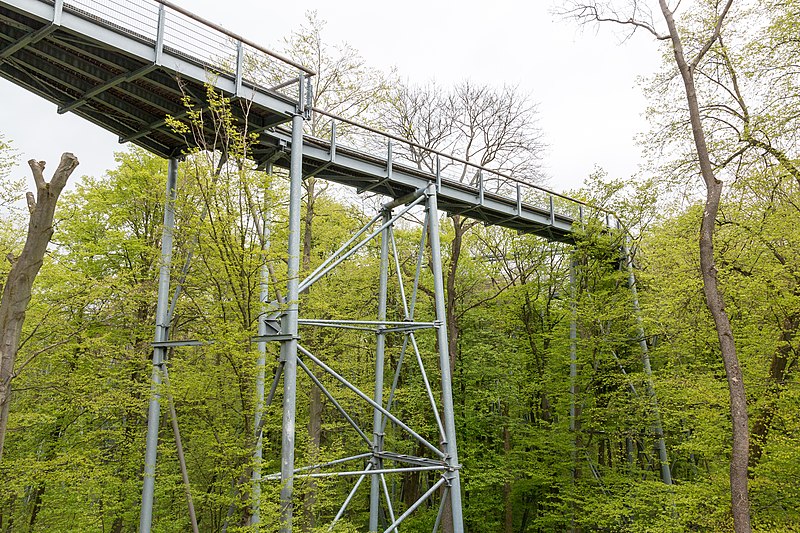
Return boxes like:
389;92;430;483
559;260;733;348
279;78;307;532
568;254;578;533
139;157;179;533
569;255;577;434
425;184;464;532
370;211;391;531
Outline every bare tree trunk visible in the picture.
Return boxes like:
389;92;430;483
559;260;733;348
657;2;751;530
302;177;315;275
445;215;465;371
0;154;79;462
749;313;797;471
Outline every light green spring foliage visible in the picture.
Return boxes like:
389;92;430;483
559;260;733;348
3;134;800;531
0;134;23;283
0;133;20;204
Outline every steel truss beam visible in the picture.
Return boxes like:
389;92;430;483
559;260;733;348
262;181;463;531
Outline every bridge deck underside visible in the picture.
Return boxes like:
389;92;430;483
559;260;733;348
0;0;579;243
0;1;292;158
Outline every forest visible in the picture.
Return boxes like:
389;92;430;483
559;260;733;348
1;0;799;531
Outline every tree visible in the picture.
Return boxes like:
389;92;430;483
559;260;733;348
0;153;79;461
1;149;167;531
645;0;800;189
0;135;21;212
562;1;750;529
383;80;545;531
386;80;545;370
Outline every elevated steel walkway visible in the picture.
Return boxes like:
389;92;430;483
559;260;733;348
0;0;599;243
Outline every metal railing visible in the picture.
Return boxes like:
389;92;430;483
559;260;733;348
58;0;313;101
307;108;613;228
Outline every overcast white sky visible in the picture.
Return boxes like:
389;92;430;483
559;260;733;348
0;0;664;193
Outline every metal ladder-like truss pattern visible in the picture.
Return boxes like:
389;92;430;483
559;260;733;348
254;185;463;532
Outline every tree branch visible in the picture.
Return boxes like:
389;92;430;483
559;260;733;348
689;0;735;70
27;159;46;190
559;2;670;40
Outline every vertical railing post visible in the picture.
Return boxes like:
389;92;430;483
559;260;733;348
53;0;63;25
386;139;393;178
435;155;441;193
330;120;337;162
234;41;244;97
477;170;484;205
154;3;165;66
279;73;307;533
139;157;179;533
369;210;391;531
425;184;464;532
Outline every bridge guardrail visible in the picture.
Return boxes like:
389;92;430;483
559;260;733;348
308;109;612;229
57;0;312;101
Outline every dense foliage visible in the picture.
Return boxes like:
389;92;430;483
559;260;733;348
0;143;797;531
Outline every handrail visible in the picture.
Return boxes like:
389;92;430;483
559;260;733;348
153;0;315;76
311;106;614;217
56;0;315;95
24;0;617;227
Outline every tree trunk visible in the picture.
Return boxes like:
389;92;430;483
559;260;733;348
302;177;315;275
446;215;464;371
0;154;79;462
27;482;44;530
302;176;321;530
657;2;751;530
502;404;513;533
749;313;797;471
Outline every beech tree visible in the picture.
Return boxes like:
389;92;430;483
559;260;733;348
562;1;750;530
0;153;79;461
384;79;545;533
386;80;545;371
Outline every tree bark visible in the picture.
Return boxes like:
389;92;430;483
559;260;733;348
445;215;465;371
502;404;513;533
657;2;751;530
0;153;79;462
302;176;321;530
749;313;797;471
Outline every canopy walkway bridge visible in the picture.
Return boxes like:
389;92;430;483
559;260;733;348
0;0;596;242
0;0;626;532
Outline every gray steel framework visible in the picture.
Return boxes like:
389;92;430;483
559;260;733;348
124;77;473;530
252;181;465;531
140;157;178;532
